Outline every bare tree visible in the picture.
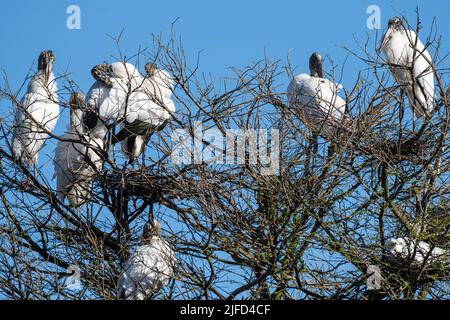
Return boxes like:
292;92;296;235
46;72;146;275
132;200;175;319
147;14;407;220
0;14;448;300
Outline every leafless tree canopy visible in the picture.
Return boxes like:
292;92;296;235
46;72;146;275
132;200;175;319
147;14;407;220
0;16;448;300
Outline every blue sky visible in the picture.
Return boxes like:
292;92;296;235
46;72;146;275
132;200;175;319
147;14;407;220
0;0;448;169
0;0;448;298
1;0;448;86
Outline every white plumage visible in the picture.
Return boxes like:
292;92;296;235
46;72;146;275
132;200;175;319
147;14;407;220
379;17;435;118
86;62;143;122
288;53;345;135
125;65;175;127
120;64;176;162
53;93;104;207
121;135;145;163
117;221;175;300
12;50;59;164
85;62;176;163
386;237;446;265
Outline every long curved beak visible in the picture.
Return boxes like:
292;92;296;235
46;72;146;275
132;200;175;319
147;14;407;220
45;62;52;82
378;28;392;53
316;62;324;78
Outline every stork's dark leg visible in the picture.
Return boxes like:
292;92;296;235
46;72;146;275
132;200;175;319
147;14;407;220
140;139;147;168
105;125;116;158
140;129;156;167
112;127;133;144
126;136;137;165
399;88;405;121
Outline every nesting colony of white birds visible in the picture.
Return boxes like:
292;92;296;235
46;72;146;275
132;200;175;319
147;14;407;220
286;17;445;269
11;49;177;299
8;15;446;298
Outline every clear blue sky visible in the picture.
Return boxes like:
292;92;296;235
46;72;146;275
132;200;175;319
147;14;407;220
0;0;448;170
1;0;447;86
0;0;448;298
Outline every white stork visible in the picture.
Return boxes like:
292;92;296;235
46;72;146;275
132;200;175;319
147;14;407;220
85;61;175;163
117;220;175;300
86;62;144;126
379;17;435;118
386;237;446;265
287;52;346;137
84;62;143;143
12;50;59;168
53;93;104;207
116;63;176;163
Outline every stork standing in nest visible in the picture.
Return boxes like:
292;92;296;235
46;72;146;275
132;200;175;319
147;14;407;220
386;236;446;265
287;52;346;138
12;50;60;173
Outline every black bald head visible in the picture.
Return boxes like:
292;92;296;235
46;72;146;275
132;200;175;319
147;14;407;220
145;62;157;78
38;50;55;73
142;220;161;244
309;52;324;78
91;63;113;87
388;16;403;31
69;92;85;112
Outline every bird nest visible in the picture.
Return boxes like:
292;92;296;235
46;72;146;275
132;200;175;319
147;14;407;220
353;128;437;165
369;255;448;296
101;168;180;199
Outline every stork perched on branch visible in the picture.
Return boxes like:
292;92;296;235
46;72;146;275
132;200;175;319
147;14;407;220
114;63;176;164
12;50;59;168
287;52;346;137
379;17;435;119
85;61;144;143
53;93;104;207
86;61;175;163
117;220;175;300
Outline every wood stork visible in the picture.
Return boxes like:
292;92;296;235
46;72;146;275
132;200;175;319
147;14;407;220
287;52;346;137
87;61;144;124
379;17;435;118
114;63;176;164
386;237;446;265
12;50;59;168
53;93;104;207
117;220;175;300
84;62;142;141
